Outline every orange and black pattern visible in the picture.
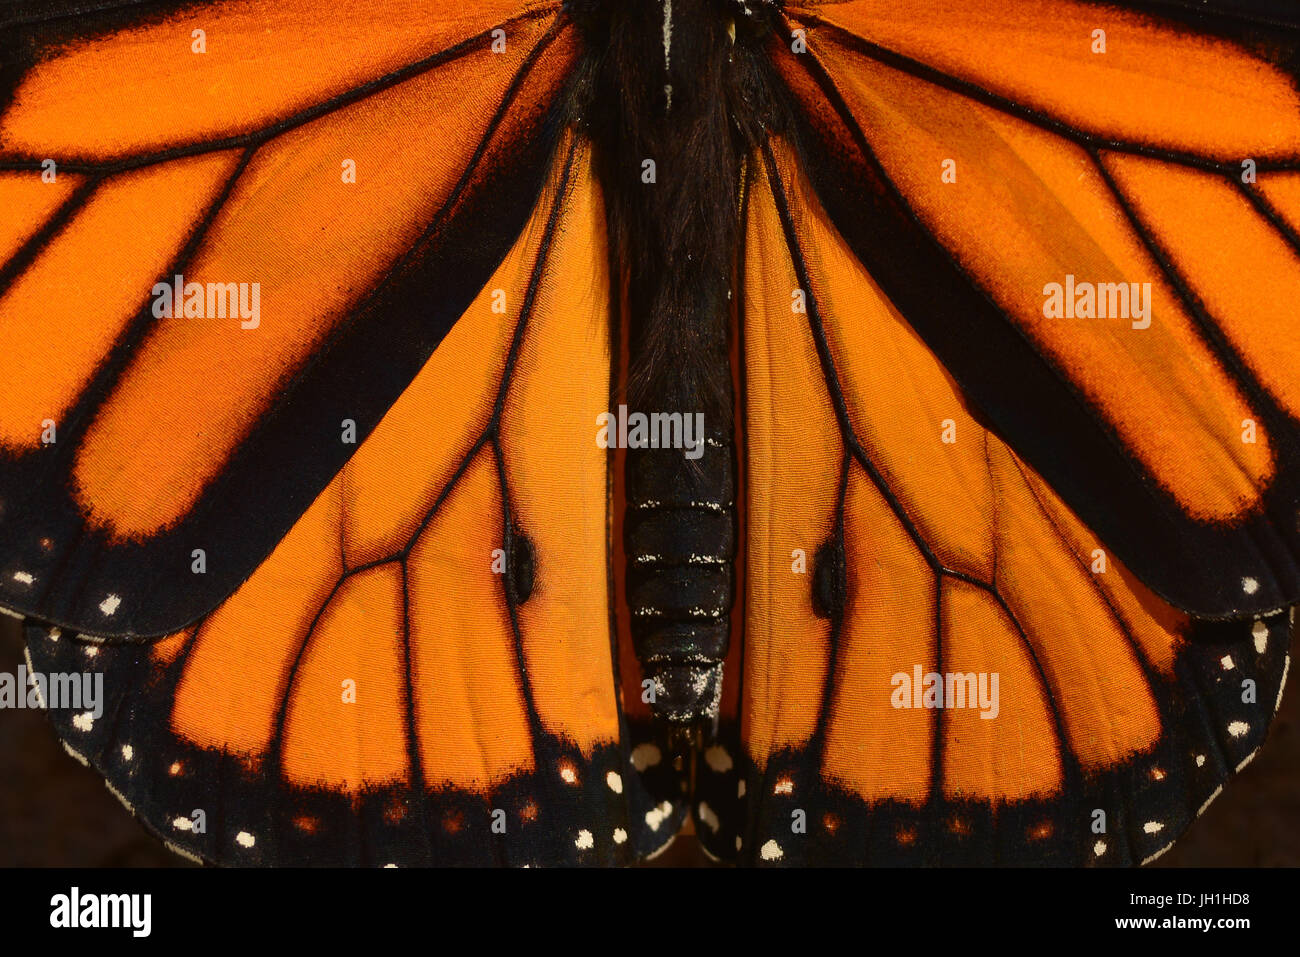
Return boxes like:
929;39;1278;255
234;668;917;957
774;0;1300;618
693;137;1293;864
21;135;686;865
1;0;1297;866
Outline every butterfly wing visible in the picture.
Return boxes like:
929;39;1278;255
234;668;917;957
22;133;687;866
766;0;1300;618
4;1;686;865
693;137;1293;866
0;0;578;634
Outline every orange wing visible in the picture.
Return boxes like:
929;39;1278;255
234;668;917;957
692;0;1300;864
689;132;1293;865
4;1;686;865
24;137;686;865
765;0;1300;618
0;0;577;633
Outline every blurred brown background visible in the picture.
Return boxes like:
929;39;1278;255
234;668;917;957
1;616;1295;867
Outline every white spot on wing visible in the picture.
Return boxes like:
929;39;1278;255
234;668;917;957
1253;619;1268;654
631;742;662;771
121;744;133;762
172;816;194;832
71;711;94;732
1227;720;1249;738
1220;654;1234;670
1143;820;1164;834
697;802;719;833
1196;753;1206;767
575;829;594;850
613;828;628;845
606;771;623;794
645;800;673;832
703;745;733;773
760;839;783;861
235;831;255;848
1241;576;1259;595
12;571;33;585
1093;840;1106;856
99;594;121;615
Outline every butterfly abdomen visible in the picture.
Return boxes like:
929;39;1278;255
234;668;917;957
625;430;737;726
573;0;774;731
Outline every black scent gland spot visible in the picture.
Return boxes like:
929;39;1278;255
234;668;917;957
506;533;535;607
812;538;846;621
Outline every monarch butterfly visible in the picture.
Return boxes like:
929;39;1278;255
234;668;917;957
0;0;1296;868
